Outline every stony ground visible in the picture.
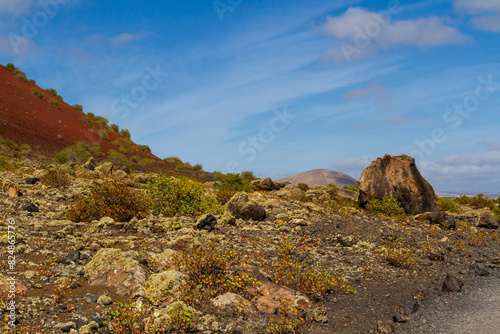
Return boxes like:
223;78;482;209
0;162;499;334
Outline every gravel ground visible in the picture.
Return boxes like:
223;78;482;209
395;268;500;334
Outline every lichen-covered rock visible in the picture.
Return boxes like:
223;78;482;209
259;177;274;191
358;154;437;215
145;270;187;305
150;249;178;271
276;184;304;199
84;248;146;297
211;292;255;314
478;212;499;229
225;192;266;221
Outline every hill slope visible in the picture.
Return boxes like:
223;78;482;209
276;168;357;188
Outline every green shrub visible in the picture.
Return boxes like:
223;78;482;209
95;116;109;128
109;124;119;133
469;194;496;210
214;173;254;204
327;183;338;190
48;98;60;108
3;140;18;151
29;79;36;84
164;156;183;165
14;73;28;83
366;196;406;217
5;63;15;71
436;196;461;213
119;129;131;139
297;183;310;192
241;170;256;180
137;145;151;153
147;175;219;216
0;155;13;171
107;150;131;168
66;180;149;223
89;143;102;156
72;104;83;112
55;142;91;164
41;169;70;188
107;300;162;333
97;129;109;140
86;112;96;119
454;195;471;204
494;207;500;221
46;88;62;100
343;185;359;192
31;87;44;99
112;138;135;153
193;163;203;171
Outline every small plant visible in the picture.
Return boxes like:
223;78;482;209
265;298;312;334
120;128;131;139
72;104;83;112
97;129;109;140
0;155;13;171
113;137;135;153
31;87;44;99
14;72;28;83
343;185;359;192
436;196;461;213
167;307;197;332
378;239;416;269
193;163;203;171
66;180;149;223
48;98;60;108
297;183;310;192
41;169;70;188
138;144;151;153
147;175;220;216
79;115;96;128
366;196;406;217
46;88;63;100
241;170;256;180
214;173;254;204
107;149;131;168
95;116;109;128
110;124;120;132
107;300;165;333
29;79;36;84
54;142;91;164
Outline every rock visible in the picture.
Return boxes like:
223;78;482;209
84;294;98;304
82;157;97;171
66;251;80;263
84;248;146;297
478;212;499;229
276;184;305;199
403;300;420;315
442;274;463;293
304;304;328;323
358;154;437;215
25;177;40;185
195;214;217;231
393;306;408;323
259;177;274;191
251;179;261;190
337;188;358;201
150;249;178;271
220;212;236;225
475;268;490;277
78;321;99;334
225;192;266;221
168;235;201;252
53;322;76;332
95;162;113;176
15;199;39;212
113;169;128;180
4;181;20;197
440;217;456;230
145;270;187;305
377;320;394;333
429;211;447;225
211;292;255;314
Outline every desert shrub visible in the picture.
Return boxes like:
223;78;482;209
241;170;256;180
138;158;153;167
48;98;60;108
327;183;338;190
29;79;36;84
97;129;109;140
3;140;18;151
343;185;359;192
113;137;135;153
79;116;96;128
436;196;461;213
46;88;62;100
366;196;406;217
378;239;416;269
297;183;310;192
41;169;70;188
55;142;91;164
138;145;151;153
193;163;203;171
107;300;164;334
20;143;32;154
328;198;358;210
5;63;15;71
109;124;119;133
454;195;471;204
89;143;102;156
173;241;258;307
66;180;149;222
119;129;131;139
31;87;44;99
164;156;183;165
14;72;28;83
107;150;131;169
147;175;219;216
72;104;83;112
494;207;500;221
263;241;357;299
214;173;254;204
0;155;13;171
95;116;109;128
86;112;96;119
469;194;496;210
130;155;140;163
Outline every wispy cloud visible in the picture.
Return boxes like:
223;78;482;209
0;0;33;16
455;0;500;33
384;116;413;125
111;32;148;46
322;7;470;63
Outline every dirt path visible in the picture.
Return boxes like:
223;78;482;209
395;268;500;334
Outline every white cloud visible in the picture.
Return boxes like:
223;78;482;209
322;7;470;63
111;32;147;45
0;0;33;16
343;84;388;101
455;0;500;32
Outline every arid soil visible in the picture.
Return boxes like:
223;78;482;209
0;161;499;334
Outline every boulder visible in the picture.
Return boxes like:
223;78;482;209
145;270;187;305
211;292;255;314
259;177;274;191
225;192;266;221
358;154;437;215
276;184;305;199
15;199;39;212
82;157;97;171
478;212;499;229
84;248;146;297
195;214;217;231
442;273;463;293
3;181;20;197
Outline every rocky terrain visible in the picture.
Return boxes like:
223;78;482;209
0;154;498;334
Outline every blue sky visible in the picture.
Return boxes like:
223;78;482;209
1;0;500;192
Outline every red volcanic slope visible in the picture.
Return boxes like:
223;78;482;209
0;65;156;160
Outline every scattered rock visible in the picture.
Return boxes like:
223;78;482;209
475;268;490;277
477;212;499;229
113;169;128;180
276;184;305;199
53;321;76;333
25;177;40;185
195;214;217;231
4;181;21;197
211;292;255;314
84;294;98;304
97;293;113;306
442;274;463;293
429;211;447;225
304;304;328;323
82;157;97;171
145;270;187;306
377;320;394;333
259;177;274;191
358;154;437;215
403;299;420;315
66;250;80;263
225;192;266;221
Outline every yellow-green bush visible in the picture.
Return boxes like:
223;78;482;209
107;150;131;169
48;98;60;108
0;155;13;171
366;196;406;217
41;169;70;188
436;196;461;213
54;142;91;164
297;183;310;192
214;173;253;204
31;87;44;99
147;175;219;216
66;181;149;222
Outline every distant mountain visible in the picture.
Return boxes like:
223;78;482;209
436;191;500;199
276;169;357;188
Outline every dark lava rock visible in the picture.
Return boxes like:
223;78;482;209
66;250;80;263
25;177;40;185
225;192;267;221
440;217;456;230
429;211;447;225
478;212;499;229
442;274;463;293
403;300;420;315
195;214;218;231
15;199;39;212
475;268;490;277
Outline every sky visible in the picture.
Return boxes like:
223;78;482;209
0;0;500;192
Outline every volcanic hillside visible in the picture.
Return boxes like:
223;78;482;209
277;168;357;188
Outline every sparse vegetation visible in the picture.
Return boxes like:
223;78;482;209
54;142;91;164
66;180;149;223
120;128;131;139
366;196;406;217
46;88;63;100
0;155;13;171
41;169;71;188
107;149;131;169
214;172;254;204
48;98;60;108
72;104;83;112
110;124;120;132
241;170;256;180
297;182;310;192
343;185;359;192
31;87;44;99
436;196;461;213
